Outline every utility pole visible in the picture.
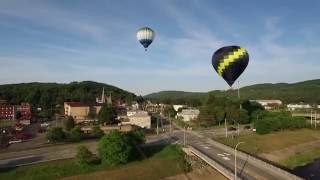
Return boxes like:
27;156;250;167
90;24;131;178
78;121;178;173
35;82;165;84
315;111;317;129
156;117;159;135
238;81;241;137
225;116;228;138
235;142;244;180
183;125;186;146
310;110;312;128
169;112;172;134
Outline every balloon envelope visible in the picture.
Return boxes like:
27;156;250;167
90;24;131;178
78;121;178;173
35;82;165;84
212;46;249;87
137;27;155;50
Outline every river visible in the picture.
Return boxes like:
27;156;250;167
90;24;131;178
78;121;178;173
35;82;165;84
293;159;320;180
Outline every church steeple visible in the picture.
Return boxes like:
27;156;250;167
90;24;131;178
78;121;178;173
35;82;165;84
101;87;105;103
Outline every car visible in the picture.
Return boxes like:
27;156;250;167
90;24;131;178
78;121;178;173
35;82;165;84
228;127;237;131
244;125;251;129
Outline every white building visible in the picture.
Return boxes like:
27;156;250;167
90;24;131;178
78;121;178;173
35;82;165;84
173;105;186;112
177;109;200;122
131;101;139;110
122;111;151;128
287;104;312;111
250;100;282;110
127;110;137;117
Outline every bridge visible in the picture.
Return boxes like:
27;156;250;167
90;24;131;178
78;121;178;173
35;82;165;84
292;112;319;119
172;126;302;180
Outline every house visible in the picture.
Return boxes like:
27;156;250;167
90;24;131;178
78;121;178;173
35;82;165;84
0;103;31;121
131;101;139;110
127;110;137;117
64;102;90;123
0;104;15;120
121;111;151;128
177;109;200;122
250;100;282;110
287;103;312;111
173;105;186;112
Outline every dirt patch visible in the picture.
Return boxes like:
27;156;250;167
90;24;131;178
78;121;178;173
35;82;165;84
163;166;227;180
260;139;320;163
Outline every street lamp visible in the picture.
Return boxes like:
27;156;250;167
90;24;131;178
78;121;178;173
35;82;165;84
235;141;244;180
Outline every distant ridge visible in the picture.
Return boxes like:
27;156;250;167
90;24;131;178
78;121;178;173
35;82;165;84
0;81;136;106
144;79;320;104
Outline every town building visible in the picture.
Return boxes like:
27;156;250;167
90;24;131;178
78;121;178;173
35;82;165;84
287;103;312;111
121;111;151;128
0;104;15;120
176;108;200;122
250;100;282;110
16;103;32;120
0;103;31;121
96;87;112;105
173;105;186;112
127;110;137;117
131;101;139;110
64;102;90;123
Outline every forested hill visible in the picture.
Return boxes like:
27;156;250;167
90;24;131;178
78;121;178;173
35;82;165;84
145;79;320;104
144;91;206;100
0;81;136;107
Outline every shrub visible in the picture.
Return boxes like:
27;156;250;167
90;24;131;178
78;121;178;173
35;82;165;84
91;126;104;138
98;130;132;166
69;127;84;142
64;116;75;131
46;127;66;142
76;145;93;165
126;128;146;145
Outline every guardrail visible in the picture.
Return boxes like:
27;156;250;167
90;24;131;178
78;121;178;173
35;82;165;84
189;131;303;180
188;146;236;180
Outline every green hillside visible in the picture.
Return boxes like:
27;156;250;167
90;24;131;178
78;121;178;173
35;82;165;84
145;79;320;104
0;81;136;107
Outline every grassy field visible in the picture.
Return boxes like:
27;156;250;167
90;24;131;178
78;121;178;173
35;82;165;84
0;145;189;180
0;119;14;128
280;148;320;169
217;129;320;155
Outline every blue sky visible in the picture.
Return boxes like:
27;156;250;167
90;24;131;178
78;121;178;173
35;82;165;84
0;0;319;95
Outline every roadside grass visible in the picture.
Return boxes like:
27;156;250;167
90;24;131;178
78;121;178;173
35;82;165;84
280;148;320;169
0;145;188;180
217;129;320;155
0;119;14;128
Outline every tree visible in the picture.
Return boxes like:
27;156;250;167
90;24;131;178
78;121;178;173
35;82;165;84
76;145;93;165
46;127;66;142
126;128;145;145
98;105;116;125
91;126;104;138
64;116;75;131
98;130;131;166
69;126;84;142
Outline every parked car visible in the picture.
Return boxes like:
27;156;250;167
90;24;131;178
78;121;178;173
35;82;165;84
228;127;237;131
244;125;251;129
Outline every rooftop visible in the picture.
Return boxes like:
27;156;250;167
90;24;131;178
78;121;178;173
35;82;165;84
64;102;89;107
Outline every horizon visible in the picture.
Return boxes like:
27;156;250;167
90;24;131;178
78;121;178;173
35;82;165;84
1;78;318;96
0;0;319;95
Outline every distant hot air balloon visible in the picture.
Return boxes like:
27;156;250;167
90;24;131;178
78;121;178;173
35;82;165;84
212;46;249;87
137;27;155;51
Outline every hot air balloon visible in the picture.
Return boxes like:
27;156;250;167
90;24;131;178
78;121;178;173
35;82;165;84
212;46;249;87
137;27;155;51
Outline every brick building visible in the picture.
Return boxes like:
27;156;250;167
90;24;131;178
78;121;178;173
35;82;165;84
0;103;31;120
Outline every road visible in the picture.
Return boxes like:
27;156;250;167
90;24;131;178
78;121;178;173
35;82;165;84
171;129;296;180
0;133;170;169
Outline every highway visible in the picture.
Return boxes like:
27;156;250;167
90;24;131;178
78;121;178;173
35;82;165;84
0;134;169;169
171;129;300;180
0;127;301;180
